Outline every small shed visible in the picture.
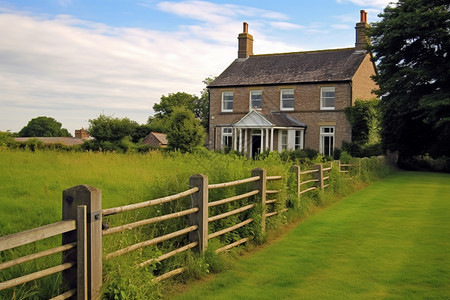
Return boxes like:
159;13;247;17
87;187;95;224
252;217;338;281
142;132;168;148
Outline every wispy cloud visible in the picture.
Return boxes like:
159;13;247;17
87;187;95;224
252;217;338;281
270;21;304;30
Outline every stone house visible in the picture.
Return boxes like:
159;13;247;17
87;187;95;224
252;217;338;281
207;10;378;157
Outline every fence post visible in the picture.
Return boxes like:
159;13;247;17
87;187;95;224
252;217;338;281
252;168;266;235
62;185;102;300
189;174;208;253
314;164;324;190
291;165;301;200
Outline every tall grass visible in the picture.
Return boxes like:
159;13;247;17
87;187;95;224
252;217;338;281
0;149;392;298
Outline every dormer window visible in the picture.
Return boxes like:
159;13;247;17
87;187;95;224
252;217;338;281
280;89;294;111
320;87;335;110
222;91;233;112
250;90;262;110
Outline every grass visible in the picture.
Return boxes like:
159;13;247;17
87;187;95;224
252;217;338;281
0;149;293;298
171;171;450;299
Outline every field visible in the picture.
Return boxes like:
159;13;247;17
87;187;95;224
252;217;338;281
172;172;450;299
0;149;393;298
0;150;290;235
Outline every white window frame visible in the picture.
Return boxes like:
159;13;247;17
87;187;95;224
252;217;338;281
280;89;294;111
295;130;303;150
222;91;233;112
249;90;262;110
221;127;233;150
320;87;335;110
320;126;335;156
279;130;288;151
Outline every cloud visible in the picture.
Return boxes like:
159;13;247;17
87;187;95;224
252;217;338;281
0;9;239;133
270;22;304;31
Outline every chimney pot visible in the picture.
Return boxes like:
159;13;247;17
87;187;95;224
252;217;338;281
360;10;367;23
243;22;248;33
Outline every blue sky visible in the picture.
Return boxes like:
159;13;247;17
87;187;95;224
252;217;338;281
0;0;395;134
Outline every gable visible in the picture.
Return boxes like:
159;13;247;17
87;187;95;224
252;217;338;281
235;110;272;127
209;48;368;88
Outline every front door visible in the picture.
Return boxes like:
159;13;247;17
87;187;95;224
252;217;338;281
251;133;261;158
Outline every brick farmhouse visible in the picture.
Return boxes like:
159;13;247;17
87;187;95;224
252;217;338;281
207;10;378;157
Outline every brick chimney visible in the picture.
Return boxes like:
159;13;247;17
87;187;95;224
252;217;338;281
75;128;89;139
355;10;369;51
238;22;253;58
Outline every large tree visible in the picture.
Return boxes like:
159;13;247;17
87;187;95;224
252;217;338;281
19;116;72;137
368;0;450;157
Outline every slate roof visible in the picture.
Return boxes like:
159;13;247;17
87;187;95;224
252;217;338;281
264;112;306;128
208;48;367;88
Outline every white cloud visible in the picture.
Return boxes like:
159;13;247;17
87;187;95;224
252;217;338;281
270;21;303;31
0;10;239;133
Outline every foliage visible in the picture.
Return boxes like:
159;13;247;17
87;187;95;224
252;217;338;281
345;99;380;145
19;116;72;137
166;107;206;152
150;77;213;132
87;114;139;142
367;0;450;158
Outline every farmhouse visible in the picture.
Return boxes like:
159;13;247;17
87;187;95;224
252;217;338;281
207;10;378;157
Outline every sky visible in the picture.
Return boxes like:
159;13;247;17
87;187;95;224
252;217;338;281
0;0;396;135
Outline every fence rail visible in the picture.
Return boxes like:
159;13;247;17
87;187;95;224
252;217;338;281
1;160;360;299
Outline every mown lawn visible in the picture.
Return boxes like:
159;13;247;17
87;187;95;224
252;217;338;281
172;172;450;299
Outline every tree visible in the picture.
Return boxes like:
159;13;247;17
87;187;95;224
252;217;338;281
19;116;72;137
150;77;214;132
166;107;206;152
368;0;450;157
87;114;138;142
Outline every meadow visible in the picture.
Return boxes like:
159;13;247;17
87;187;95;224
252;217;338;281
172;171;450;299
0;149;391;298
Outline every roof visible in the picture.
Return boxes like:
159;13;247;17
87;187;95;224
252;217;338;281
150;132;168;145
14;137;86;146
234;110;306;128
208;48;368;88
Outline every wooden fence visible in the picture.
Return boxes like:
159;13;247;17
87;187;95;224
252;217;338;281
0;162;349;299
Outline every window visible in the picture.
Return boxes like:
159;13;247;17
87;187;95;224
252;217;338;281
321;87;335;110
222;91;233;112
280;89;294;111
281;130;288;150
295;130;303;150
320;126;335;156
250;90;262;110
222;127;233;150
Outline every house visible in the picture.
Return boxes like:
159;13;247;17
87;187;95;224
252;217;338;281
142;132;168;148
207;10;378;157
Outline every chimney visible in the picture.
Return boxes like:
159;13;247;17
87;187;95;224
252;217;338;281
355;10;369;51
75;128;89;139
238;22;253;58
